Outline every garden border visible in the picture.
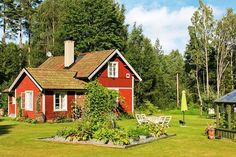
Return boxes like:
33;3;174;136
38;134;176;148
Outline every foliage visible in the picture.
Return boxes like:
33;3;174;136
137;100;160;115
126;24;158;107
139;123;166;137
117;113;134;120
56;127;77;139
60;0;128;53
16;96;22;117
54;116;72;123
36;93;41;113
84;80;119;122
128;127;150;140
0;93;8;112
71;99;82;120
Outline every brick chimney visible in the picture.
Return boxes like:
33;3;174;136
64;39;75;67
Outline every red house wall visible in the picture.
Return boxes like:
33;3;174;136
8;96;15;115
45;91;75;120
98;57;133;112
14;74;42;119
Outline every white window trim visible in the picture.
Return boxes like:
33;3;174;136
53;92;68;112
25;90;33;111
108;61;118;78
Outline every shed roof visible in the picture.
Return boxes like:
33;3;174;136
214;90;236;104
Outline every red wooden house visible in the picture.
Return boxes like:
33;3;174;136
7;40;142;121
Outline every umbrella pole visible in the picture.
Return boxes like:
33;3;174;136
183;111;185;124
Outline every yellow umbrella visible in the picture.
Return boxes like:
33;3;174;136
181;90;188;124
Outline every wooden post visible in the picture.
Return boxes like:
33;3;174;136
226;104;231;130
176;73;179;107
216;105;219;128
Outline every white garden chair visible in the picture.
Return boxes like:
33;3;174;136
135;114;149;125
162;116;172;127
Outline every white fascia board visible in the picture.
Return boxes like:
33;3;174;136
88;49;142;81
8;68;43;92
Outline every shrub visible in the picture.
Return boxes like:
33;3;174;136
128;127;150;140
54;116;72;123
93;127;130;145
140;123;166;137
84;80;119;122
118;113;134;120
36;94;41;113
56;127;77;138
16;97;22;117
137;100;160;115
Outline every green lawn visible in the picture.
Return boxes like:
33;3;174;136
0;115;236;157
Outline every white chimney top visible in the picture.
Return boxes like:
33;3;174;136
64;40;75;67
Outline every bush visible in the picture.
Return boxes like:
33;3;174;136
84;80;119;122
54;116;72;123
137;100;160;115
128;127;150;140
93;127;130;145
139;123;166;137
118;113;134;120
56;127;77;138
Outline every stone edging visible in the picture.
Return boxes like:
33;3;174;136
38;134;176;148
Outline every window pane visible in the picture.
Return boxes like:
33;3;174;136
61;94;66;110
55;94;60;109
25;91;33;110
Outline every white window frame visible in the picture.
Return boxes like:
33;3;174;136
25;90;33;111
108;61;118;78
53;92;67;112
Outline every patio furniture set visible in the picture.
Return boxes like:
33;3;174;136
135;114;172;127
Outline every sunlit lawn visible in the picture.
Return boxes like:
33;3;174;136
1;114;236;157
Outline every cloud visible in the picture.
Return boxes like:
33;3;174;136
125;6;197;53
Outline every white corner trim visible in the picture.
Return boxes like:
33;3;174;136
88;49;142;81
53;92;68;112
132;76;134;113
9;68;43;92
42;92;45;114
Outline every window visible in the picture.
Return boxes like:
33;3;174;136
25;91;33;111
108;62;118;78
54;92;67;111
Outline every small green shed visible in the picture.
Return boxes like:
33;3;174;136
214;90;236;139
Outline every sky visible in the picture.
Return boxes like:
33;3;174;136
117;0;236;53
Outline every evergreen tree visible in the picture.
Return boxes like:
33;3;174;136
126;24;158;107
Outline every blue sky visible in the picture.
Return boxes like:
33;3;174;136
117;0;236;53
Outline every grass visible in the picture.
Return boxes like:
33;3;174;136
0;115;236;157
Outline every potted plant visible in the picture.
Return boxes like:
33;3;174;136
34;93;45;123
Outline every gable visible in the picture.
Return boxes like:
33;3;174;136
88;49;142;81
9;69;42;92
37;49;142;81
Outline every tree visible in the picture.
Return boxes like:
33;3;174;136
185;24;204;116
31;0;63;66
126;24;158;107
60;0;128;53
21;0;42;66
0;0;18;45
0;43;27;88
215;9;236;98
192;0;215;97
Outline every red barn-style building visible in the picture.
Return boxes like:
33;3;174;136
7;40;142;121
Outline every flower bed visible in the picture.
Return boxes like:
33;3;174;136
39;133;176;148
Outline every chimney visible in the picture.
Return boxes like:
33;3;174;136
64;39;75;67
